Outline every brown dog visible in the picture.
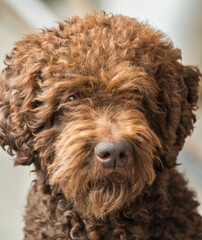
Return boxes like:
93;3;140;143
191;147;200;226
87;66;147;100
0;12;202;239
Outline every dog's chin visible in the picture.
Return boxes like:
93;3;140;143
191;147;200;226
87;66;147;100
67;173;144;219
57;159;154;219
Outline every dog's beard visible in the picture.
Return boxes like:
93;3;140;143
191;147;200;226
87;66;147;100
61;174;142;218
79;173;144;219
49;157;155;219
82;181;133;218
49;154;157;218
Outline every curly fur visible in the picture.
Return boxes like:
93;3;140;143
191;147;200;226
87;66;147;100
0;12;202;239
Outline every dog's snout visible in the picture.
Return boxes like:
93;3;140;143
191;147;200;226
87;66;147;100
94;141;133;168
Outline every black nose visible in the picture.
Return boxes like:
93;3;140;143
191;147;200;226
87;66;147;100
94;141;133;168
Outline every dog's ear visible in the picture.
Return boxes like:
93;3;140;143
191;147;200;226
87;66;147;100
155;56;201;167
0;34;44;166
181;65;200;110
174;64;201;148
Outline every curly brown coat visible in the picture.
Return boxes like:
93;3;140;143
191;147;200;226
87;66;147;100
0;12;202;240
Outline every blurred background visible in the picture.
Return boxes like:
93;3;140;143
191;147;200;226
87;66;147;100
0;0;201;239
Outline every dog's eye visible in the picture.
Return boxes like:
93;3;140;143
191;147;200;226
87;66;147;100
68;95;77;102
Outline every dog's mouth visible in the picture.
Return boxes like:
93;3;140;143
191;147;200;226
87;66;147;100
107;171;128;182
88;171;130;192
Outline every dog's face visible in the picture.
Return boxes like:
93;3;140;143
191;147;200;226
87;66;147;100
0;13;200;218
46;63;161;217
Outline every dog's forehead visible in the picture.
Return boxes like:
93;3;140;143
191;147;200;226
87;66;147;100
43;65;155;102
22;13;172;105
40;14;164;80
39;16;162;95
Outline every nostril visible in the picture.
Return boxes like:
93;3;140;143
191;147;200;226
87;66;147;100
117;151;128;167
101;152;111;159
119;151;126;159
98;151;111;160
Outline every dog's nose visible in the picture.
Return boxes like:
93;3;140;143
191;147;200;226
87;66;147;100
94;141;133;168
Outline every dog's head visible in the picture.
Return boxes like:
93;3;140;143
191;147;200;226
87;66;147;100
0;12;200;218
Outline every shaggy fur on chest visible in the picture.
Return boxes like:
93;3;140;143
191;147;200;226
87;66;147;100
0;12;201;240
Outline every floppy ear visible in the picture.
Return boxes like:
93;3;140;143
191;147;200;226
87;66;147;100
181;65;200;110
173;64;201;149
155;59;201;168
0;28;67;166
0;34;45;166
